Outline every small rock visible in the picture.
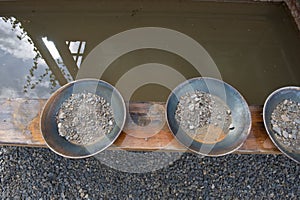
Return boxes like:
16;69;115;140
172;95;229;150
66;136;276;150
188;104;195;111
58;112;65;119
292;134;297;139
281;115;289;122
282;131;288;138
191;94;197;98
272;126;281;135
80;192;85;198
189;125;195;130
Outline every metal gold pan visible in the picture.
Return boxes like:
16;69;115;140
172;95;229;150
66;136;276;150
263;86;300;163
40;79;126;159
166;77;251;156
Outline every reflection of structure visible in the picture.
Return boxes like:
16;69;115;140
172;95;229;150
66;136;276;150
27;36;69;86
66;41;86;68
1;18;87;87
21;31;83;85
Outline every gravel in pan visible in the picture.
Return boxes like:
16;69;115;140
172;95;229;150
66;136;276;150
56;92;114;145
271;99;300;152
0;146;299;199
175;91;232;144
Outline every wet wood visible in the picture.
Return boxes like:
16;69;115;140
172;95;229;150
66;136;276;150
0;99;280;154
0;99;46;147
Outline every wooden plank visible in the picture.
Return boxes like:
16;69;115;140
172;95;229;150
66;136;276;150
0;98;280;154
0;99;46;147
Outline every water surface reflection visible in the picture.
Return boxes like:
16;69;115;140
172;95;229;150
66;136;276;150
0;1;299;104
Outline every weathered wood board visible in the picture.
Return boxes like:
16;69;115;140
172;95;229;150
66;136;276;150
0;98;280;154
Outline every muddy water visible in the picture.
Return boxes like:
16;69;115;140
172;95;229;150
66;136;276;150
86;1;300;105
0;1;299;104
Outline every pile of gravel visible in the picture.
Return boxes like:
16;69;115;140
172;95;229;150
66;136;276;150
0;146;299;199
175;91;232;135
271;99;300;152
175;91;232;143
57;92;115;145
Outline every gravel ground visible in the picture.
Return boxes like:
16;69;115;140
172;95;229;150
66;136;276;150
0;147;299;199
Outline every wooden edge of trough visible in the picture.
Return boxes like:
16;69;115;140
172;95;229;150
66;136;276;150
0;98;281;154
